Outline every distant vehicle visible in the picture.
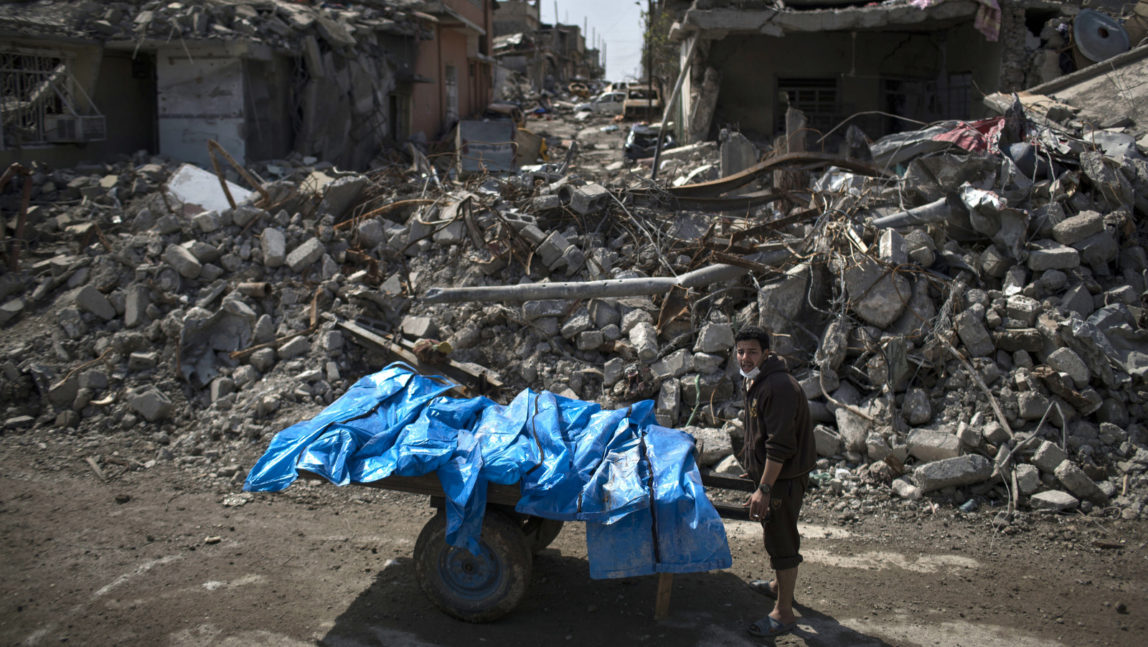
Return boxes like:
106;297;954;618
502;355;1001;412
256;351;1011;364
574;91;626;115
622;86;662;120
624;123;675;160
606;81;632;93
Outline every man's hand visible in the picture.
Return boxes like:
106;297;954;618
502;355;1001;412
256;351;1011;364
746;488;770;521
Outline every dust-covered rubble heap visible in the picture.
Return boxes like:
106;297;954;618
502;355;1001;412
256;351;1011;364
2;97;1147;524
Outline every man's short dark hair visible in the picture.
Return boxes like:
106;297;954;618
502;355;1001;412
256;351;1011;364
735;325;771;351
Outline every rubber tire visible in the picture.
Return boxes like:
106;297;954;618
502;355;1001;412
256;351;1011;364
414;510;532;623
522;518;564;553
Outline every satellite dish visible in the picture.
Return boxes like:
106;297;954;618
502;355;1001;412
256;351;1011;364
1073;9;1130;63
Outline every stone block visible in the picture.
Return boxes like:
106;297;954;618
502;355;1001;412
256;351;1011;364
210;377;236;402
955;310;994;357
1046;347;1089;388
878;229;908;265
757;267;809;340
128;351;158;370
400;315;438;339
74;285;115;321
603;357;624;387
1051;210;1103;245
866;433;892;461
261;228;286;267
576;330;604;351
277;336;310;360
1015;463;1041;495
561;311;592;339
629;322;658;361
692;352;723;374
1030;490;1079;512
1005;295;1041;326
621;309;654;334
129;387;172;422
892;478;923;500
834;407;870;454
1032;440;1067;473
912;454;992;492
164;244;202;279
907;428;961;462
79;369;108;390
656;377;680;426
522;300;566;321
564;182;611;215
982;420;1010;446
651;349;692;380
322;330;344;352
1074;230;1118;268
250;347;276;372
1017;391;1050;420
1061;284;1094;318
902;388;932;425
124;285;149;328
193;210;221;233
1054;460;1107;504
813;424;842;457
535;231;570;269
0;298;24;325
844;257;911;328
1027;241;1080;271
286;238;326;272
318;175;368;220
684;425;731;468
693;322;734;354
357;219;385;247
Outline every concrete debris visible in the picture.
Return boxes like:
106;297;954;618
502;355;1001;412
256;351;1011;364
2;59;1147;527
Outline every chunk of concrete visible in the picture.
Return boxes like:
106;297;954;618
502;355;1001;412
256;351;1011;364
813;424;842;457
844;257;911;328
1027;241;1080;271
129;387;173;422
261;228;286;268
651;349;692;380
1015;463;1041;495
630;322;658;361
902;387;932;425
834;407;870;454
955;310;994;357
892;478;923;500
0;298;23;325
1054;460;1107;505
1046;347;1090;388
286;238;326;272
1051;210;1103;245
685;425;732;467
277;336;310;360
74;285;115;321
693;322;734;354
1030;490;1079;512
907;428;961;463
656;377;680;426
164;244;202;279
401;315;439;339
912;454;992;492
1032;440;1067;473
576;330;604;351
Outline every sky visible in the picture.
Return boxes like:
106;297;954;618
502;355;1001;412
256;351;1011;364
539;0;646;82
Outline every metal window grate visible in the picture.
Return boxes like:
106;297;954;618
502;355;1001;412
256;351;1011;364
1;50;105;148
776;78;838;136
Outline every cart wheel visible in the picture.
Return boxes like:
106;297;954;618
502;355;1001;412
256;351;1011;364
414;510;532;623
522;518;564;553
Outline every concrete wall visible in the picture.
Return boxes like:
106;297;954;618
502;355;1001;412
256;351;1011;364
156;48;245;168
244;55;293;162
494;0;540;36
413;23;489;140
704;23;1003;142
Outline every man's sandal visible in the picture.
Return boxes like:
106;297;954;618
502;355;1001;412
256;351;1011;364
748;579;778;598
747;615;796;638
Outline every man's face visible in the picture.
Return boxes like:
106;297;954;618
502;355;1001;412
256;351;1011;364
735;339;765;374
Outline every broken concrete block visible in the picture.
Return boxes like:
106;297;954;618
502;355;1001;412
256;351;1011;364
1027;241;1080;271
1051;210;1103;246
913;454;992;492
1015;463;1041;495
0;298;23;325
129;387;172;422
562;182;611;215
907;428;961;462
813;424;842;457
651;349;692;380
357;219;385;247
656;377;680;427
992;328;1044;353
1074;230;1118;268
164;244;202;279
982;420;1010;446
866;433;892;461
250;348;276;372
576;330;603;351
680;373;733;407
74;285;115;321
833;407;870;455
1046;347;1090;388
878;229;908;265
318;175;368;221
560;311;592;339
401;315;438;339
693;322;734;354
1030;490;1079;512
955;310;994;357
621;309;654;334
1005;295;1040;326
757;267;809;343
892;478;923;500
844;257;911;329
629;322;658;362
535;231;570;269
692;352;723;375
128;351;158;371
193;210;221;233
902;388;932;425
286;238;326;272
1017;391;1050;420
603;357;624;387
261;228;286;268
1032;440;1068;473
588;300;620;329
1054;460;1107;505
210;377;235;403
124;285;149;328
684;425;731;467
277;336;310;360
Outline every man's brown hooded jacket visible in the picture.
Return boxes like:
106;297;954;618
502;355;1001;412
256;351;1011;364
742;354;816;482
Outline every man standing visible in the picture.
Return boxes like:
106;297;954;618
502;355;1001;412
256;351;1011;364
735;325;816;638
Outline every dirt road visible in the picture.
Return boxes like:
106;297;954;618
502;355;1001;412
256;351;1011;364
2;434;1145;647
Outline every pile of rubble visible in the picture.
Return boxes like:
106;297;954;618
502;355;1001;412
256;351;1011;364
2;87;1147;525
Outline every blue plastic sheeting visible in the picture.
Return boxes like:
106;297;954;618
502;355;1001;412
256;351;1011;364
244;363;731;578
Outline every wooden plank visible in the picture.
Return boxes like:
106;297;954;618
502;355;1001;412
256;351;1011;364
654;573;674;620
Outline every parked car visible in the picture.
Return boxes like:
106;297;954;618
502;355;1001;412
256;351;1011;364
574;91;626;115
624;123;675;160
622;86;662;120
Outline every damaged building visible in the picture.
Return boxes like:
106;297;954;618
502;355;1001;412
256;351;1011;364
0;0;496;170
665;0;1096;145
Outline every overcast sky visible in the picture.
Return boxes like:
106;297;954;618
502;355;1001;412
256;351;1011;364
540;0;646;81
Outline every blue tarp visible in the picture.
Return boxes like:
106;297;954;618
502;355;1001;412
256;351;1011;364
244;363;731;578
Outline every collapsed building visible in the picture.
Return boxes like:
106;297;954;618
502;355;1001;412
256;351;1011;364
0;0;496;170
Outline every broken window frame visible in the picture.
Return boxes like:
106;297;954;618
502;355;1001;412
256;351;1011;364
0;48;107;150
